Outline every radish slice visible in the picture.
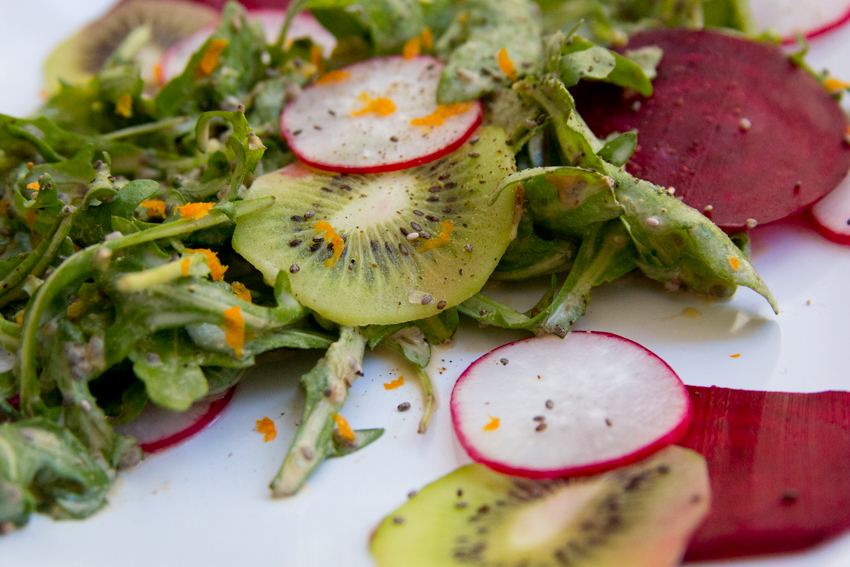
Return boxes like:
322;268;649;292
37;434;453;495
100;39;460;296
811;171;850;245
115;387;235;453
160;11;336;84
281;56;483;173
750;0;850;43
450;333;692;479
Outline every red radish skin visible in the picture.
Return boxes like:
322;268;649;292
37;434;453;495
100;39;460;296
680;385;850;560
748;0;850;44
281;56;483;174
450;333;693;480
572;29;850;230
811;171;850;245
117;387;236;454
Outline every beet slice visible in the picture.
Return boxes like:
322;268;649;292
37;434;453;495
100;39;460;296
679;385;850;560
572;29;850;229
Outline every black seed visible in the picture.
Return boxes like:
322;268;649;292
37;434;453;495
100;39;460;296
535;423;547;432
323;388;332;397
313;124;322;130
371;240;379;251
309;243;321;252
328;109;336;116
455;501;468;509
327;242;335;250
289;264;300;274
468;152;479;158
444;181;457;189
341;185;352;191
426;215;440;222
291;215;303;221
293;129;302;135
341;234;347;242
428;186;441;193
385;242;394;254
420;231;432;239
477;505;490;514
399;243;409;255
499;358;509;365
408;490;417;498
413;209;424;216
398;402;411;412
657;465;671;475
321;187;332;192
289;239;302;247
390;136;399;142
411;222;422;231
506;137;514;145
437;300;447;309
782;491;799;504
469;136;480;144
355;370;364;376
393;516;405;525
304;210;315;219
421;294;432;305
312;236;325;243
533;416;545;422
464;244;473;252
545;399;554;409
427;196;440;202
605;418;612;426
439;173;451;180
400;227;409;236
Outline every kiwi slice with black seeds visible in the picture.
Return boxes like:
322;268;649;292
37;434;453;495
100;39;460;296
43;0;218;92
232;126;520;326
370;446;710;567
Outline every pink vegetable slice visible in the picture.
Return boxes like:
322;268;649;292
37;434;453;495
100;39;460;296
160;10;336;83
450;333;692;479
750;0;850;43
572;29;850;229
680;385;850;560
811;171;850;245
281;56;483;173
116;387;235;453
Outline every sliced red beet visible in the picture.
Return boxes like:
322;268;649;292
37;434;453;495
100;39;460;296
116;387;235;453
572;29;850;229
680;385;850;560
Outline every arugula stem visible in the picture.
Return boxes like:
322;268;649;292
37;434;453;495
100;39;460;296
409;365;437;435
271;326;366;497
103;117;191;140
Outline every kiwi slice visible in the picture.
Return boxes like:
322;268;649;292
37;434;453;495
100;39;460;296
370;446;710;567
43;0;218;92
232;126;520;326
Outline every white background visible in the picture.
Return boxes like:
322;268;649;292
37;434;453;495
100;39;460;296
1;1;850;566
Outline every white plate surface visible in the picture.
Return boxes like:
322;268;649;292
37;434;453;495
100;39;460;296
2;2;850;566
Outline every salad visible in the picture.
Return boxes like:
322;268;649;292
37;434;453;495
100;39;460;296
1;0;850;565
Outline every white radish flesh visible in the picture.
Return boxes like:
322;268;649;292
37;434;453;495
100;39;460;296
812;171;850;245
160;11;336;84
750;0;850;42
281;56;483;173
451;333;692;479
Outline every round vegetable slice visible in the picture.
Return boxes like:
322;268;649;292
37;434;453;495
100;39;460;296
812;171;850;245
233;126;519;326
115;387;235;453
572;28;850;229
160;10;336;83
371;447;710;567
750;0;850;43
281;56;483;173
451;333;692;479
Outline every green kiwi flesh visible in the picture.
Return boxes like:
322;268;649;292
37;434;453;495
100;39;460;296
233;126;519;326
43;0;218;92
370;446;710;567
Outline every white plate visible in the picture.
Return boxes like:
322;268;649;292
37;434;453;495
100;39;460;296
2;2;850;566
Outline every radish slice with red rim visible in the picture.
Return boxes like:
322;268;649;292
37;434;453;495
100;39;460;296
281;56;483;173
160;11;336;84
115;387;235;453
750;0;850;43
450;333;692;479
811;171;850;245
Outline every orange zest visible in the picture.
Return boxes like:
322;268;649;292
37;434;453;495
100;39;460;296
184;248;228;281
313;221;345;267
730;353;741;358
175;202;214;220
140;199;166;218
223;305;245;357
483;415;500;431
498;47;517;81
727;256;740;271
350;92;396;117
153;63;164;85
115;94;133;118
15;310;25;325
315;69;351;85
403;37;421;59
181;257;191;277
410;102;474;127
383;376;405;390
824;78;849;92
332;413;356;441
196;38;228;78
256;417;277;442
420;27;433;51
231;282;252;303
418;220;454;252
26;182;40;191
